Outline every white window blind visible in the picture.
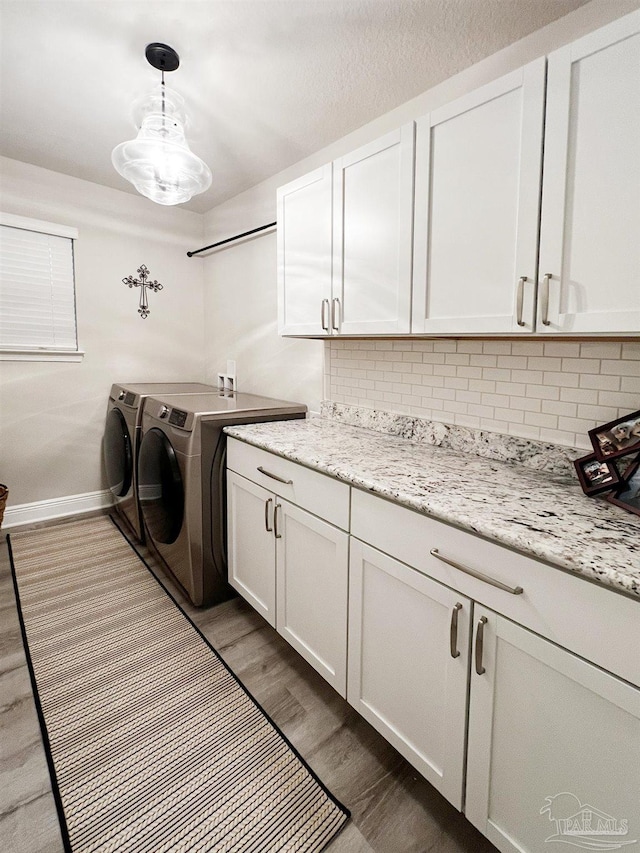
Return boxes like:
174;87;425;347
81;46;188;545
0;214;79;353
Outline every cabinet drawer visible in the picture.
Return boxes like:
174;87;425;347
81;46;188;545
227;438;350;531
351;488;640;687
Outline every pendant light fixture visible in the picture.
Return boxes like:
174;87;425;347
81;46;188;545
112;43;212;206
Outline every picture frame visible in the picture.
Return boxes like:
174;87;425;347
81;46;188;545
573;453;621;496
589;409;640;461
614;452;640;481
606;457;640;517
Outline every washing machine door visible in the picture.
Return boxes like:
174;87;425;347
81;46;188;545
138;427;184;545
104;408;133;498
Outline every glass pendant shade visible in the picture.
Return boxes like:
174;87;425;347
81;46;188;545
112;85;211;206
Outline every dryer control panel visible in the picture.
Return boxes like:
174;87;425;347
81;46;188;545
168;408;188;428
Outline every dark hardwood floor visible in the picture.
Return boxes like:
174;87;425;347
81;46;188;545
0;513;497;853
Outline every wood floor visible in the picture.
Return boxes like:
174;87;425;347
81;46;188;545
0;513;498;853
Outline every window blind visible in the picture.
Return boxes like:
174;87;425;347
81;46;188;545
0;219;78;352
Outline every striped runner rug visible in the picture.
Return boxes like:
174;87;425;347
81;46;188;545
8;515;349;853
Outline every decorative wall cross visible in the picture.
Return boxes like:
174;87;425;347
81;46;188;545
122;264;163;319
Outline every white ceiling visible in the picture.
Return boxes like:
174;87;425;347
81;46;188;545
1;0;590;213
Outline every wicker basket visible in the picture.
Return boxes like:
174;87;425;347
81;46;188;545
0;484;8;529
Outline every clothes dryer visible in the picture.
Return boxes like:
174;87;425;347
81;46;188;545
138;392;306;606
103;382;216;542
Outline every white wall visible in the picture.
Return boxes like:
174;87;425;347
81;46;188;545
0;157;205;507
202;230;323;409
201;0;639;415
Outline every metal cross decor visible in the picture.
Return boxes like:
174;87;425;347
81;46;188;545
122;264;163;319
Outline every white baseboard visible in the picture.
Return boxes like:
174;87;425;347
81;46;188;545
2;489;114;531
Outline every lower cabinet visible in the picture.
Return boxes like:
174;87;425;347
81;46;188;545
465;607;640;853
227;468;349;697
348;539;471;809
227;471;276;624
227;441;640;851
276;500;348;695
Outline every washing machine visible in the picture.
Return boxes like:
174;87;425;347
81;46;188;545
138;392;307;606
103;382;216;542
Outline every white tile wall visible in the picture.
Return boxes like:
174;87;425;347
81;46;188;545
325;340;640;450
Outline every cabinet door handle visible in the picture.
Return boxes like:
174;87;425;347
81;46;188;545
450;602;462;659
264;498;273;532
321;299;330;332
274;503;282;539
516;276;527;327
541;272;552;326
475;616;488;675
257;466;293;485
430;548;523;595
331;297;341;332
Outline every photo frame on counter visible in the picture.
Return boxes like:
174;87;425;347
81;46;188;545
589;409;640;461
607;457;640;517
614;452;640;481
574;453;621;496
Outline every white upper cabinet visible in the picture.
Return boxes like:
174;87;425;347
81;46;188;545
277;125;414;336
278;13;640;339
538;11;640;334
277;164;333;336
412;59;546;334
332;126;415;335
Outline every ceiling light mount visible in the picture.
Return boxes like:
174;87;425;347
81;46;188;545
145;43;180;73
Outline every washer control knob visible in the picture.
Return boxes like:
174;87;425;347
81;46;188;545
118;390;125;400
159;405;170;419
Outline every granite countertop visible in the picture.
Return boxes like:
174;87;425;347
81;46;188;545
225;418;640;600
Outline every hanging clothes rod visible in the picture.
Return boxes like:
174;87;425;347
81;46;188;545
187;221;276;257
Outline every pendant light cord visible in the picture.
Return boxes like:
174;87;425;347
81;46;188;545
161;70;165;129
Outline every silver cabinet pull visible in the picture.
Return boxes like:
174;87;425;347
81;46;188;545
331;297;341;332
257;466;293;485
430;548;523;595
516;276;527;327
541;272;552;326
321;299;330;332
264;498;273;533
475;616;488;675
274;503;282;539
450;603;462;659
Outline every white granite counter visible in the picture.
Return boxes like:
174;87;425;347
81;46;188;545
224;418;640;600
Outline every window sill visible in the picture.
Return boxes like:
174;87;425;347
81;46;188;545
0;349;85;362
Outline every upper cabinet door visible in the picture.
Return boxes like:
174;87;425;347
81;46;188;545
277;164;333;336
332;125;415;335
412;60;546;334
538;11;640;334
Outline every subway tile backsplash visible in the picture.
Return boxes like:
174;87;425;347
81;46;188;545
325;340;640;451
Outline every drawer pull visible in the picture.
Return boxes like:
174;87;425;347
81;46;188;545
257;466;293;485
450;603;462;659
274;503;282;539
264;498;273;532
475;616;488;675
430;548;524;595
